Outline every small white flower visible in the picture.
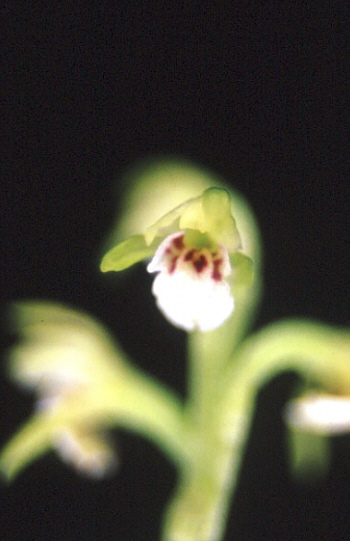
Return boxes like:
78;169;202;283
147;232;234;331
285;393;350;435
6;302;122;477
102;187;253;332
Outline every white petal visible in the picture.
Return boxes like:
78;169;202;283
285;394;350;435
151;269;234;332
54;427;117;478
147;232;184;273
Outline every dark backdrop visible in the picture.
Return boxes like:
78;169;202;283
1;3;349;541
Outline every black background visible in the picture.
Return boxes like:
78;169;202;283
1;3;349;540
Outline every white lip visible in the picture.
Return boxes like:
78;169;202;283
147;232;234;332
285;394;350;434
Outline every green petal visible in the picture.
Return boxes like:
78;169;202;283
180;188;241;251
100;235;160;272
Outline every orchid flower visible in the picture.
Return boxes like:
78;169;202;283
1;160;348;541
0;302;187;481
0;303;125;478
101;188;253;332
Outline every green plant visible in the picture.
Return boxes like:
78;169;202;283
1;160;349;541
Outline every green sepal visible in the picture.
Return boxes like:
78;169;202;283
100;235;160;272
230;252;254;288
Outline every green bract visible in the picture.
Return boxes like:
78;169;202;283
100;234;160;273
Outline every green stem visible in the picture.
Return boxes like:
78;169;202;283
162;320;350;541
227;320;350;396
162;389;254;541
113;366;189;465
162;322;255;541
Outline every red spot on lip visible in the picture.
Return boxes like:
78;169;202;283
193;254;208;273
184;249;195;261
212;259;223;281
169;256;178;274
173;235;184;250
